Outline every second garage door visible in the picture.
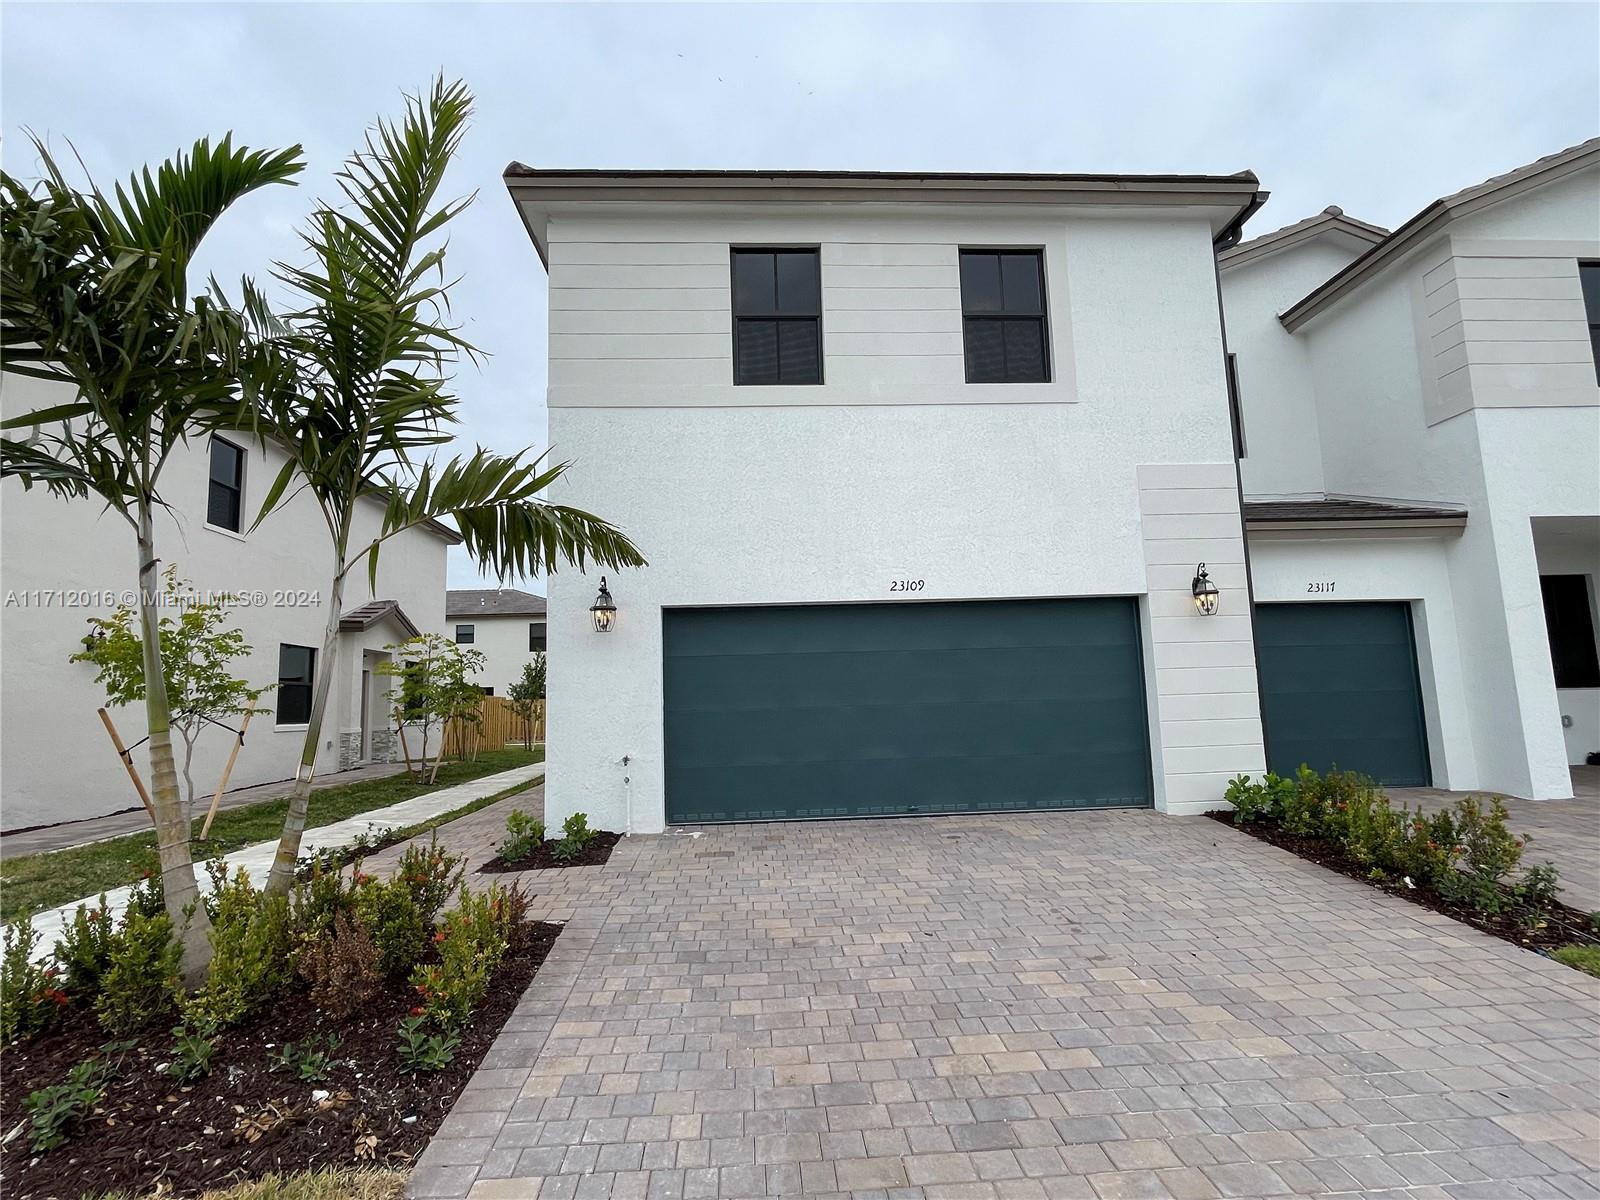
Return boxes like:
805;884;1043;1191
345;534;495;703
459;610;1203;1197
1255;601;1432;787
663;598;1152;824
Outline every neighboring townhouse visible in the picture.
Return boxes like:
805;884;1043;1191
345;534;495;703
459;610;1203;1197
508;165;1273;833
1;372;457;829
446;588;547;694
1220;138;1600;802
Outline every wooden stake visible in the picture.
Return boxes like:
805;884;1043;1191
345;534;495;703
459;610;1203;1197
200;700;257;839
395;713;416;780
98;707;155;819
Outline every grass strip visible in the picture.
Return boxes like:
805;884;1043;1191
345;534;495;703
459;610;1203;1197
1;748;543;922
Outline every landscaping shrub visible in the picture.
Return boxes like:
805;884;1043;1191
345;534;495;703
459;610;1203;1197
1552;944;1600;978
552;812;595;863
291;861;363;943
410;884;512;1030
498;809;545;862
1218;766;1553;924
184;866;293;1029
297;910;383;1019
394;1014;459;1073
55;897;116;1002
1;918;69;1043
355;876;429;981
94;908;180;1035
273;1032;341;1083
167;1017;219;1081
392;836;464;924
24;1060;107;1153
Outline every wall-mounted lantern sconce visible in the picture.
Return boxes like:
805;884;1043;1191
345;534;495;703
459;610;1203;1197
1191;563;1220;616
590;577;617;633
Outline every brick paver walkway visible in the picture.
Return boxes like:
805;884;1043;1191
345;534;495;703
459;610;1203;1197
410;811;1600;1200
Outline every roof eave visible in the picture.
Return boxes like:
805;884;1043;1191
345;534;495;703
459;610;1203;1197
1280;139;1600;332
503;166;1268;263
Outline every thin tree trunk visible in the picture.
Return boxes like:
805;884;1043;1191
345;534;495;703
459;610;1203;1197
264;565;346;896
136;512;213;987
180;727;198;821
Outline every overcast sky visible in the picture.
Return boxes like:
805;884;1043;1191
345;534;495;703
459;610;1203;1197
5;2;1596;589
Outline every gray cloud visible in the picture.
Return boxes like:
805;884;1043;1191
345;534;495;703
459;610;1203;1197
5;2;1596;588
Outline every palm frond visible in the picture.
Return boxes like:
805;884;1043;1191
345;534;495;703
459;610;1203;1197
362;447;647;586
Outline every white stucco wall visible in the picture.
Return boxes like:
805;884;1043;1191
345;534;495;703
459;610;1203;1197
1;375;453;828
1220;239;1361;498
449;613;546;695
538;206;1263;831
1282;172;1600;800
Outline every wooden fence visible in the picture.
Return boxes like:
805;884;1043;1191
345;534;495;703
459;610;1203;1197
443;696;545;756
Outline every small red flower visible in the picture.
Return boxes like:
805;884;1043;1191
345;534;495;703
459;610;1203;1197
433;930;447;944
45;989;69;1007
410;1006;426;1017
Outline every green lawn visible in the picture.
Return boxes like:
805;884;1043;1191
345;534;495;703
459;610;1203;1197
1;747;543;923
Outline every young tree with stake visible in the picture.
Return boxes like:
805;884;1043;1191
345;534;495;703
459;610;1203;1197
1;136;303;983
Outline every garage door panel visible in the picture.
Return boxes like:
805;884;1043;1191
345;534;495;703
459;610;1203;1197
664;598;1153;823
1256;602;1431;788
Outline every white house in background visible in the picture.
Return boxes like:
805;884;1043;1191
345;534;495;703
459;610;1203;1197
445;588;547;694
1221;137;1600;802
509;145;1599;836
1;373;457;830
508;165;1272;833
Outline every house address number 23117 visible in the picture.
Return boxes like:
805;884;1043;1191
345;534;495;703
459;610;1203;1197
1307;581;1336;594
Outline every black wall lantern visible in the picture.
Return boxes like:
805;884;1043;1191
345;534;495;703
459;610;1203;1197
590;577;617;633
1191;563;1220;616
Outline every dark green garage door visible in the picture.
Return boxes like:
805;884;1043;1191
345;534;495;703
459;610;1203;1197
663;598;1152;824
1255;602;1432;787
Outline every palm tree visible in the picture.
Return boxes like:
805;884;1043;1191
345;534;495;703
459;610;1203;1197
1;134;304;983
243;78;645;896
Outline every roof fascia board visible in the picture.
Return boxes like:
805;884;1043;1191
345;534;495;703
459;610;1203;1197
1218;215;1387;273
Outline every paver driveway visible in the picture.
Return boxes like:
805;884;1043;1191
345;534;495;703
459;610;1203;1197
411;810;1600;1200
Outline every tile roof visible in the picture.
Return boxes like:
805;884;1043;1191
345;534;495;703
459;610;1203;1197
339;600;420;637
446;588;548;618
1245;497;1468;528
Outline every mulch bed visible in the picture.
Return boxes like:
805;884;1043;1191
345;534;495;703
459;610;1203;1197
0;921;563;1200
1206;810;1599;953
478;830;623;874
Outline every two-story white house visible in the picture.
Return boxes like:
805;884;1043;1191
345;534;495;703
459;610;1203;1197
507;166;1274;833
1221;137;1600;803
1;372;458;830
511;147;1599;836
446;587;547;694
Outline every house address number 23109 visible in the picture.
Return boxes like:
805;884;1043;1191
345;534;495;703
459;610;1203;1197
889;579;926;593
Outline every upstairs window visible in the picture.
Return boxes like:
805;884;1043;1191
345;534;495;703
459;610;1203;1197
731;248;822;385
276;644;315;725
1542;574;1600;689
454;624;475;645
1581;262;1600;385
207;437;245;532
959;250;1049;383
530;622;547;652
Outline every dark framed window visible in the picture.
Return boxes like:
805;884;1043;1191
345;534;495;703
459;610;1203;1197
481;686;495;697
276;644;315;726
1580;262;1600;385
529;622;547;652
731;248;822;385
1542;575;1600;688
454;624;475;644
959;250;1049;383
1226;352;1247;459
207;437;245;532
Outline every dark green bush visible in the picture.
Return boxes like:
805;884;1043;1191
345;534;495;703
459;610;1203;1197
183;866;293;1029
54;897;116;1002
356;876;428;980
393;835;464;923
552;812;595;863
24;1061;107;1153
499;810;545;862
94;908;179;1035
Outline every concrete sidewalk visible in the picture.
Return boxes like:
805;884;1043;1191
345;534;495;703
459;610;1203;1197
20;762;546;959
0;761;408;859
